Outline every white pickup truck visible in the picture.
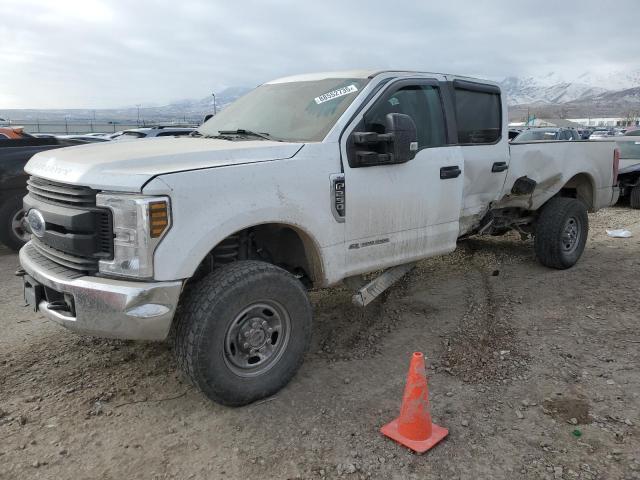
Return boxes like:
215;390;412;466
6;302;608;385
18;70;619;406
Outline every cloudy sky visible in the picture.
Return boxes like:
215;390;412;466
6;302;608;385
1;0;638;108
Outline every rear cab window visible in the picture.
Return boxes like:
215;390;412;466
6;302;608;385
453;81;501;144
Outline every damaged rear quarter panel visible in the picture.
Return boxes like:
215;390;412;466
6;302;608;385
495;141;616;211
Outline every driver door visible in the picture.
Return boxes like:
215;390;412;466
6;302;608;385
340;78;464;276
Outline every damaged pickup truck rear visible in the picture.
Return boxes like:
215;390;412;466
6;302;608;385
17;70;620;406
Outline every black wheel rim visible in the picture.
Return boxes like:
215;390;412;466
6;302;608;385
561;216;581;253
223;300;291;377
11;209;30;242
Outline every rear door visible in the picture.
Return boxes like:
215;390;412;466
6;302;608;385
451;80;509;234
340;77;464;276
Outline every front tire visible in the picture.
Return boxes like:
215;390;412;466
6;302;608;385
173;261;312;406
0;197;30;251
534;197;589;270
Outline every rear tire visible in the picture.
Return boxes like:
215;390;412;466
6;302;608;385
630;186;640;209
0;196;29;251
534;197;588;270
173;260;312;406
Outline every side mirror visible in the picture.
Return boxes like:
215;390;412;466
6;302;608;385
349;113;418;167
385;113;418;162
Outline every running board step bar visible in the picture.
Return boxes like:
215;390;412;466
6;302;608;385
352;262;416;307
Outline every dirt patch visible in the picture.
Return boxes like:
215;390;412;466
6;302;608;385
543;395;590;424
310;272;415;361
1;208;640;480
439;246;528;384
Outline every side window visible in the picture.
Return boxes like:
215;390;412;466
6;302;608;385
364;84;446;149
454;88;501;144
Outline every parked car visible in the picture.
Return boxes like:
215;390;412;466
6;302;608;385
615;137;640;208
589;129;614;139
512;127;581;142
0;127;33;140
624;128;640;136
0;137;84;250
31;134;58;139
112;125;196;140
56;135;111;143
577;129;592;140
18;70;619;406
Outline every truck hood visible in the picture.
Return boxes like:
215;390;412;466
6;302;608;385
25;137;304;191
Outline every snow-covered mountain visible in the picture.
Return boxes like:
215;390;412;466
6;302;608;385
500;69;640;105
5;70;640;123
1;87;253;123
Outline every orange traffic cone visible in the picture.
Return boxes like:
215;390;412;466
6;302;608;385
381;352;448;453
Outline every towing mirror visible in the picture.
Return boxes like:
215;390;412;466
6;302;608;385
386;113;418;162
350;113;418;167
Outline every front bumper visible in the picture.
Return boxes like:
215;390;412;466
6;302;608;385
19;242;183;340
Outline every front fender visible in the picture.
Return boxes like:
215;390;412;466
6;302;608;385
145;145;344;283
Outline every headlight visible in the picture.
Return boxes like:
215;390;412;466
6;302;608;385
96;193;171;279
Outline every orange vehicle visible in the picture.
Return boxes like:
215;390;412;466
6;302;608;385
0;126;32;139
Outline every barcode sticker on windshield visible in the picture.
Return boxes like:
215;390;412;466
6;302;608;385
314;85;358;104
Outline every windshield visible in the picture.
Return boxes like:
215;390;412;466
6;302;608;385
198;78;370;142
514;129;558;141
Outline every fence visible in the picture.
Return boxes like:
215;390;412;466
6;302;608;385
6;120;206;135
10;121;143;135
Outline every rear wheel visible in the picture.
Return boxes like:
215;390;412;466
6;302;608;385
173;260;312;406
0;197;30;251
534;197;588;270
630;186;640;209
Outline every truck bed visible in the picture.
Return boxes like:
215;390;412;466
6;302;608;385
497;140;618;212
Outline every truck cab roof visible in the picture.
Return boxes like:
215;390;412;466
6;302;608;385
267;70;499;87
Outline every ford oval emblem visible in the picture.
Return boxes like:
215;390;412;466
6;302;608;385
27;209;46;238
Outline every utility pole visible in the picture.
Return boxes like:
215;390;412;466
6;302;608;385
136;104;141;126
211;93;217;115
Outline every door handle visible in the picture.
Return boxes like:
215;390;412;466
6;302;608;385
440;166;462;179
492;161;509;172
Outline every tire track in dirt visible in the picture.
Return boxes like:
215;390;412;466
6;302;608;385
309;270;418;361
440;243;529;384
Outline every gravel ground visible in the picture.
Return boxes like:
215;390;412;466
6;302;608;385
1;207;639;480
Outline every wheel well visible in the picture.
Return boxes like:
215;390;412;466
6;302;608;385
192;224;322;288
559;173;595;211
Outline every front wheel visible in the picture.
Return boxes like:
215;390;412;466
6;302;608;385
173;261;312;406
534;197;589;270
0;197;30;251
